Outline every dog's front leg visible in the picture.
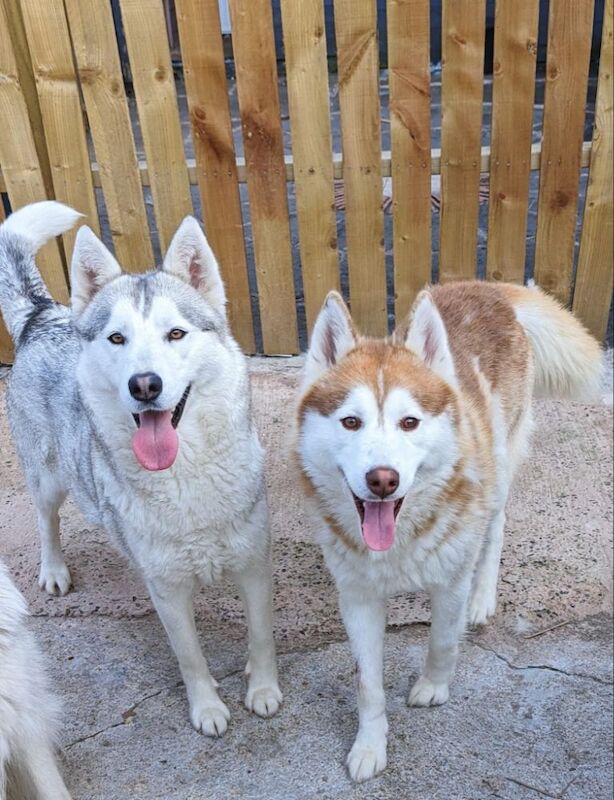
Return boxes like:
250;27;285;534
339;589;388;783
408;574;472;707
147;577;230;736
231;563;282;718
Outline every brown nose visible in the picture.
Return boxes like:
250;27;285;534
366;467;400;499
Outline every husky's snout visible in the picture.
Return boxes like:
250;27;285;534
365;467;399;499
129;372;163;402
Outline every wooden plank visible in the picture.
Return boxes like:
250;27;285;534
534;0;595;304
0;1;68;302
439;0;486;282
573;0;613;342
228;0;298;353
119;0;192;253
20;0;99;255
334;0;386;336
387;0;431;317
64;0;154;271
486;0;539;284
1;0;54;199
280;0;339;336
175;0;255;352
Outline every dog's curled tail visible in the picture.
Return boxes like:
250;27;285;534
502;281;603;402
0;201;81;341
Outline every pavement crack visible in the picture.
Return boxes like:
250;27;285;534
473;641;612;686
64;666;246;750
504;774;577;799
64;681;181;750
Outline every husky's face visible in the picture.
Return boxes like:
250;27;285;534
298;292;459;552
71;218;230;471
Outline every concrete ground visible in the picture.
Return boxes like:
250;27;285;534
0;358;612;800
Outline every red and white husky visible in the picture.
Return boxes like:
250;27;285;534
296;281;602;782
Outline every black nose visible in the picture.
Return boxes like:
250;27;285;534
366;467;400;499
128;372;163;402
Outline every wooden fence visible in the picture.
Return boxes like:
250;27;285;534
0;0;612;363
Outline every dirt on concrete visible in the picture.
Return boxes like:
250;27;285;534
0;358;612;799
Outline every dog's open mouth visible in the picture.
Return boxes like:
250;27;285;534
352;493;404;552
131;385;191;471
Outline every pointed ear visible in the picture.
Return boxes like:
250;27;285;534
303;291;357;386
70;226;122;318
162;217;226;314
402;291;456;386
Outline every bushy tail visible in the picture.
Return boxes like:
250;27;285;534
502;282;603;401
0;201;81;341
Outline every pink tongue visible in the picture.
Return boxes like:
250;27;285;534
362;501;396;551
131;410;178;471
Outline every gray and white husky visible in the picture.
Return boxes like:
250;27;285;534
0;202;281;736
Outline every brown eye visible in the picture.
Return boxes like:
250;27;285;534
341;416;362;431
168;328;187;341
400;416;420;432
108;332;125;345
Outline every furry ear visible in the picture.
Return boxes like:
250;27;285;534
71;226;122;318
162;217;226;314
403;291;456;386
303;291;357;387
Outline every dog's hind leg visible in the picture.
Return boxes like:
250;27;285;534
467;507;506;626
147;577;230;737
230;563;282;719
33;473;70;597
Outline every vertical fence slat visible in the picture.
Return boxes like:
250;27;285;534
175;0;255;352
20;0;99;254
280;0;339;335
0;0;68;362
573;0;613;341
486;0;539;284
334;0;386;336
2;0;54;200
0;1;68;310
228;0;298;354
439;0;486;282
534;0;595;304
64;0;154;271
388;0;431;317
119;0;192;254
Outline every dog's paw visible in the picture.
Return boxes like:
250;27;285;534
245;684;282;718
467;586;497;627
408;676;449;707
190;697;230;737
346;738;387;783
38;562;72;596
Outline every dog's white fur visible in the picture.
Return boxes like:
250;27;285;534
297;282;602;782
0;561;71;799
1;203;281;739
